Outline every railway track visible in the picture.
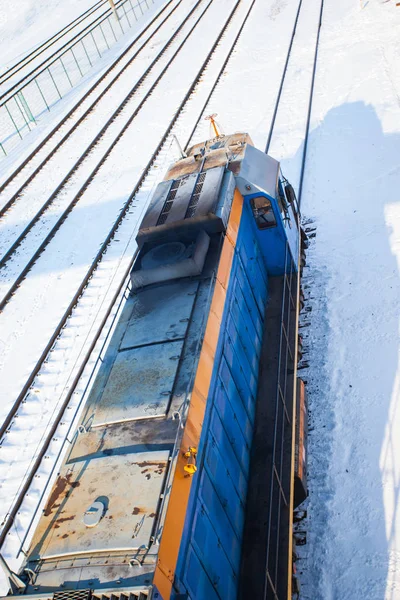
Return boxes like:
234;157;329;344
0;0;158;107
0;0;210;310
0;0;178;204
265;0;325;205
0;0;325;585
0;0;112;96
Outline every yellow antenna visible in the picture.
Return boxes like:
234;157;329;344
205;114;223;138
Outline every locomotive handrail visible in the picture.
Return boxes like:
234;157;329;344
15;275;135;557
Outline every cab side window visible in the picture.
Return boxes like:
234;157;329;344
251;196;277;230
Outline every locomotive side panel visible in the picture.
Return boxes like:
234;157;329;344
173;201;269;600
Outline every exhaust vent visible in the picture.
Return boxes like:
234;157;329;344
137;167;226;246
131;230;210;290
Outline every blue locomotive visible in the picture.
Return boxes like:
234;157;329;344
3;131;307;600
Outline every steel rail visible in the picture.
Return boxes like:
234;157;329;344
0;0;177;197
298;0;325;207
0;0;244;551
0;0;141;105
0;0;107;88
0;0;178;209
183;0;256;153
265;0;325;200
0;0;210;304
0;0;196;270
264;0;304;155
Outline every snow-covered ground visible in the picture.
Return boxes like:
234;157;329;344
0;0;98;69
292;2;400;599
0;0;400;598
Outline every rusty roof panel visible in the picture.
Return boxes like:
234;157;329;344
29;451;169;560
120;281;198;351
92;341;184;427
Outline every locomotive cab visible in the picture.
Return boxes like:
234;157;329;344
135;132;299;287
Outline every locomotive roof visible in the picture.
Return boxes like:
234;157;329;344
164;131;280;200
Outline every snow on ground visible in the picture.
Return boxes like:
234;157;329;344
0;0;97;69
0;0;166;177
292;1;400;599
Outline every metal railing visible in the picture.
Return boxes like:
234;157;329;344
0;0;108;90
0;0;156;158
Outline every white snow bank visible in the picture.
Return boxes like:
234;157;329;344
293;0;400;598
0;0;97;69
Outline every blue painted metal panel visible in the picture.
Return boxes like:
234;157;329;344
234;261;264;336
174;205;270;600
181;468;243;599
231;276;263;348
189;502;237;599
209;410;248;501
224;334;258;402
213;383;251;475
236;223;267;315
242;190;299;276
198;469;242;568
226;309;259;377
230;290;262;364
184;548;220;600
204;440;245;539
219;356;256;431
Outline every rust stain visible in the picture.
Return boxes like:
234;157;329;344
43;474;79;517
149;513;156;518
135;461;166;469
132;507;145;516
61;534;69;539
56;516;75;524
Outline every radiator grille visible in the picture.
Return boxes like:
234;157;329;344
185;171;207;219
92;592;148;600
53;589;148;600
53;591;91;600
157;179;181;226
